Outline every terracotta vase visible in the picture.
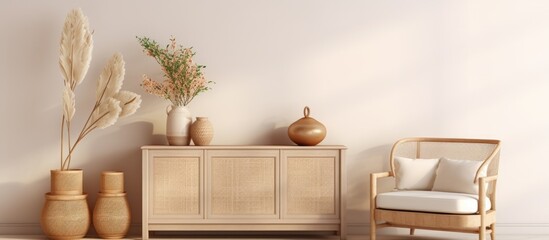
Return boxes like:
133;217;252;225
166;105;192;145
190;117;214;146
288;106;327;146
41;193;90;240
93;171;130;239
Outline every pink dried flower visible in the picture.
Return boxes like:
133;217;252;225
137;36;213;106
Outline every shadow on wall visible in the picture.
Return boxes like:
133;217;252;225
252;124;295;145
0;181;50;234
346;144;395;223
0;121;161;234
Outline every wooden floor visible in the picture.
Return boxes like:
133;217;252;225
1;234;548;240
351;234;549;240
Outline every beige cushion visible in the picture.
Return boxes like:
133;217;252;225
432;157;487;194
394;157;440;190
377;190;491;214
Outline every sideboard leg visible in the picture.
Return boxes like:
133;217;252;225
142;226;149;239
339;224;347;240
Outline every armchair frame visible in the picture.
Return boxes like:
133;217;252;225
370;137;501;240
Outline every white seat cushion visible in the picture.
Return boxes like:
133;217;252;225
377;191;491;214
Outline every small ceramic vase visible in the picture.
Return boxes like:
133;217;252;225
190;117;214;146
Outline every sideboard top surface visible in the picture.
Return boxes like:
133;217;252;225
141;145;347;150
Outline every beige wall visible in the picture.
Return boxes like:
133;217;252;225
1;0;549;235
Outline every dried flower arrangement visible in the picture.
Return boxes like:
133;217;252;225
59;9;142;170
136;36;213;106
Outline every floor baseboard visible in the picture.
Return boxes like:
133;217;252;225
0;223;141;236
347;223;549;235
2;222;549;237
0;224;42;235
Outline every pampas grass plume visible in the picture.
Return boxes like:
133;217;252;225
59;8;93;89
58;9;141;170
115;91;142;117
96;53;124;102
92;98;122;129
62;87;75;121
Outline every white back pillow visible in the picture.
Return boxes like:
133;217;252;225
432;157;488;194
394;157;440;190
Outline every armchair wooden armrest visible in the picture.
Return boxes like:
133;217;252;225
480;175;498;183
371;171;392;179
370;171;393;198
479;175;498;212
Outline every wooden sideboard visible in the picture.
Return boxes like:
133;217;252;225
141;145;347;239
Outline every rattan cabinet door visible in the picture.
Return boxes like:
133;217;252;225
147;150;204;221
206;150;279;219
281;150;340;219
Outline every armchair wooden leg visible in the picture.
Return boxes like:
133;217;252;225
410;228;415;235
370;222;376;240
479;226;486;240
490;224;496;240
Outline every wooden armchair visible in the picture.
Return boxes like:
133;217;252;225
370;138;501;240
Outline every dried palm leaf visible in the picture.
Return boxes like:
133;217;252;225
59;8;93;89
91;97;122;129
115;91;142;117
96;53;124;103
